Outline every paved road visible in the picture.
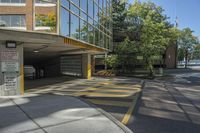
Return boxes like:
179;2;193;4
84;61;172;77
129;69;200;133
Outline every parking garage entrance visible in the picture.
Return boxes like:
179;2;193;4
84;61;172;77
0;29;106;96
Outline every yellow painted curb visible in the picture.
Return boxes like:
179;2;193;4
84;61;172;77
86;99;132;107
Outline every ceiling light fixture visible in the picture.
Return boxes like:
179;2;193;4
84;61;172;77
34;50;39;53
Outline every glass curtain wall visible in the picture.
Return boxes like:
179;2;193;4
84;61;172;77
60;0;112;50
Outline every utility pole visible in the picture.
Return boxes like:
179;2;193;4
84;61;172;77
175;16;179;68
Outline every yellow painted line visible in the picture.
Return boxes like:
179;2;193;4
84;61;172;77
103;84;141;89
93;89;137;93
20;65;24;95
74;92;135;98
122;93;140;125
86;99;132;107
77;87;138;93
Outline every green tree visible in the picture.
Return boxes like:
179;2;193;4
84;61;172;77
127;1;179;76
35;12;56;32
112;0;179;76
178;47;185;61
112;0;128;42
193;43;200;59
178;28;199;68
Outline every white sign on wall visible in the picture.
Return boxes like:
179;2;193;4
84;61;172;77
1;62;19;72
4;73;18;90
0;50;19;61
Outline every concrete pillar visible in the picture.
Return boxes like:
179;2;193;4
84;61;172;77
0;42;24;96
82;53;91;79
91;55;95;76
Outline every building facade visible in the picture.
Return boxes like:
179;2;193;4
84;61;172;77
0;0;112;96
0;0;112;49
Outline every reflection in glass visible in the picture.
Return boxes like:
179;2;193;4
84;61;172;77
88;24;94;44
35;13;56;32
34;0;57;33
0;0;25;3
80;0;87;12
61;7;70;36
94;4;98;22
80;19;88;42
88;0;93;18
71;0;79;7
61;0;69;9
70;14;80;39
71;4;79;15
94;29;99;46
59;0;112;50
0;15;26;27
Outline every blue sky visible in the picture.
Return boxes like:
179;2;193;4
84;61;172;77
128;0;200;39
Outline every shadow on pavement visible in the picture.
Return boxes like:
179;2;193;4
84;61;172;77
128;80;200;133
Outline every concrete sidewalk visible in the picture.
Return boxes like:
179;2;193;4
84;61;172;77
0;94;132;133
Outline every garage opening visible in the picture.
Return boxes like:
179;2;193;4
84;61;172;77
24;54;83;90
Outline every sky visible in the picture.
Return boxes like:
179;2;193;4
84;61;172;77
128;0;200;39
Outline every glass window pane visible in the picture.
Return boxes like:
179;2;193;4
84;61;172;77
60;7;70;37
80;11;87;21
99;0;103;9
61;0;69;9
88;24;94;44
0;15;9;27
94;4;98;22
11;0;20;3
35;0;56;3
99;31;103;47
80;19;88;42
20;15;26;26
0;15;26;27
103;0;106;10
71;0;79;7
11;15;20;27
94;29;99;46
71;4;79;15
88;0;93;18
88;17;93;25
80;0;87;12
70;14;80;39
1;0;10;3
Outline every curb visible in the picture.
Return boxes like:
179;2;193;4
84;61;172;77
77;97;133;133
122;80;144;125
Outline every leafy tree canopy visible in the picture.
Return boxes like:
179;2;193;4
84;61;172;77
112;0;180;76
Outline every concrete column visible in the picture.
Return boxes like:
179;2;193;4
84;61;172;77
0;42;24;96
82;53;91;79
91;55;95;76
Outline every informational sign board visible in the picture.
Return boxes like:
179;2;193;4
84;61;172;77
0;50;19;61
137;56;143;60
4;73;18;90
1;62;19;72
